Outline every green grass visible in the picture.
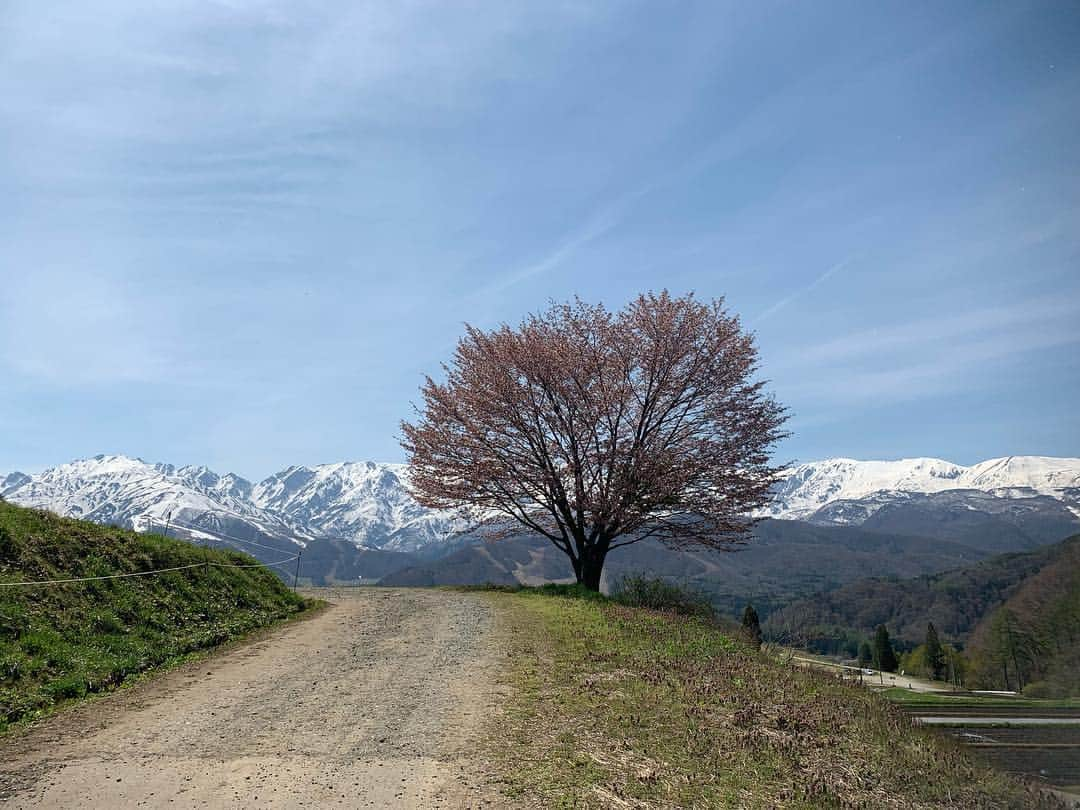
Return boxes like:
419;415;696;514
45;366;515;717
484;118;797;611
609;573;717;619
0;500;311;731
489;589;1062;808
454;581;609;600
457;578;719;618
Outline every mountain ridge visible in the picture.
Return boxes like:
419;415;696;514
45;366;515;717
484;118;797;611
762;454;1080;521
3;453;1078;559
0;454;461;555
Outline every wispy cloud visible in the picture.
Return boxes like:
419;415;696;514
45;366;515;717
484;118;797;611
785;321;1080;404
475;187;650;296
754;260;849;324
776;295;1080;404
2;0;1078;472
795;296;1080;365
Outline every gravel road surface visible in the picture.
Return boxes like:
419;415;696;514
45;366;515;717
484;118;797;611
0;588;508;808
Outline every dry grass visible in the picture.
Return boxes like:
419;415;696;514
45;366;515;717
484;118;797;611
488;591;1066;809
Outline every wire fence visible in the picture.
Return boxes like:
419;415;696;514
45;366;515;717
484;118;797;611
166;517;305;586
210;554;300;570
0;563;208;588
0;517;303;588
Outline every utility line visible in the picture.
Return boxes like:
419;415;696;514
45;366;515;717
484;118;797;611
210;554;299;569
0;516;306;587
167;518;304;554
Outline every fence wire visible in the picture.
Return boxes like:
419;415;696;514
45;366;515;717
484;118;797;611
0;553;300;587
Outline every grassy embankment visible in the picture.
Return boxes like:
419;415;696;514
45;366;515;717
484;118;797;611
0;501;311;731
487;585;1063;808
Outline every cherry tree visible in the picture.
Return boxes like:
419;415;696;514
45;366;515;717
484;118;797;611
402;291;788;590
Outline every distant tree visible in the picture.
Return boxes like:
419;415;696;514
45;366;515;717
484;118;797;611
985;608;1038;691
925;622;946;680
741;604;762;649
402;292;789;591
873;625;898;673
857;640;873;668
945;645;967;688
899;644;926;676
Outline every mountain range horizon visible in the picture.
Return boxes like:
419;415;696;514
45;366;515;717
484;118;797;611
8;450;1080;487
5;449;1078;617
4;451;1078;551
9;450;1079;483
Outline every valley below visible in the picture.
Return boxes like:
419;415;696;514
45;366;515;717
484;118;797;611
891;693;1080;799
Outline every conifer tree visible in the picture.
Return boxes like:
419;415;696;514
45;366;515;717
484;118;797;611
858;640;873;668
873;624;898;672
925;622;946;680
741;603;762;649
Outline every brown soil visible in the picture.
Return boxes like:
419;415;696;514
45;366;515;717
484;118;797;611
0;588;510;808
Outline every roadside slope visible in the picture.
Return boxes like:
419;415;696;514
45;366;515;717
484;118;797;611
0;588;507;808
0;501;307;729
489;590;1062;808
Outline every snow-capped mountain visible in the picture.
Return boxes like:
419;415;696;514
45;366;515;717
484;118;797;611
0;454;462;554
961;455;1080;495
3;454;1078;560
251;462;466;553
762;455;1080;521
0;455;300;546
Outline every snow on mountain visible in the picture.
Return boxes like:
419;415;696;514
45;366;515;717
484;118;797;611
4;453;1077;552
0;455;463;553
962;456;1080;494
762;455;1080;521
251;462;464;553
0;454;297;543
1;471;31;494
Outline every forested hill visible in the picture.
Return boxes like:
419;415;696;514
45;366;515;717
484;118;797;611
965;534;1080;696
0;500;307;729
764;534;1080;652
380;519;989;617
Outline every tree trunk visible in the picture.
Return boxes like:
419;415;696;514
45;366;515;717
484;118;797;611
576;549;606;591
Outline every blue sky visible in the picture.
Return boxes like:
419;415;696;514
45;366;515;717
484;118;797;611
2;1;1078;480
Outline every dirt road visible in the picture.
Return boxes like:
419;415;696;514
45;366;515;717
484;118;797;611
790;655;952;693
0;588;509;808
